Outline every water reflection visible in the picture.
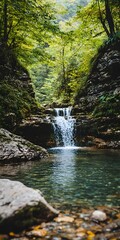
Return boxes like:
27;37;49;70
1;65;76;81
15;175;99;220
48;149;77;206
51;149;76;188
0;161;37;177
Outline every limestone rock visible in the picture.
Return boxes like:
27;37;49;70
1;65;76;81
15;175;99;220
0;128;48;162
91;210;107;222
0;179;58;232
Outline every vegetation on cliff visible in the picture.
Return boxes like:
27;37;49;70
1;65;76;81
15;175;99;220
0;0;56;127
30;0;119;105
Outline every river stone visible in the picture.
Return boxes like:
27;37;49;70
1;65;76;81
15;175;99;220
0;128;48;162
0;179;59;232
91;210;107;222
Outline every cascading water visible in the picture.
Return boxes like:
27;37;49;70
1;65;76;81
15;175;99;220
53;107;75;147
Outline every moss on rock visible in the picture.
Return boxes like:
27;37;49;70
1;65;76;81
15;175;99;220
0;46;38;129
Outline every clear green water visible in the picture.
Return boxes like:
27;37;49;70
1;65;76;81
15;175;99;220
0;148;120;208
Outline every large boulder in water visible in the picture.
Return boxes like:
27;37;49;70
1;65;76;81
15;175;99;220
0;179;59;232
0;128;48;162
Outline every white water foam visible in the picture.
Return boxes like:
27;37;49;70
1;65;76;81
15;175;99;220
53;107;76;147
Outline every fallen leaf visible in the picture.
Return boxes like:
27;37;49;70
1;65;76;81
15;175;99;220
116;213;120;219
26;229;47;237
9;232;15;237
54;216;74;223
87;231;95;240
32;225;41;230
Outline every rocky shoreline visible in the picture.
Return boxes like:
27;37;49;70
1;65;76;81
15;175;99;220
0;204;120;239
0;179;120;240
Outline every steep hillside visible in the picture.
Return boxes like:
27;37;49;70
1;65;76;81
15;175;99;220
76;39;120;116
74;38;120;148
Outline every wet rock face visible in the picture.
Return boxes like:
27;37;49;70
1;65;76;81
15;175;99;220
74;115;120;149
0;128;48;162
16;115;56;148
0;179;58;233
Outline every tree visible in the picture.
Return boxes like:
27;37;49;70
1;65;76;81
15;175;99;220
96;0;119;38
0;0;57;59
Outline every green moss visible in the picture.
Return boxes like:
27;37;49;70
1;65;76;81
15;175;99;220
0;81;37;128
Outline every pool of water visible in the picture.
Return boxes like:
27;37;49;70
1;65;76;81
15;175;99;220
0;148;120;208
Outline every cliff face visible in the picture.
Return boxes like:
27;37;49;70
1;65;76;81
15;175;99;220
74;39;120;148
76;39;120;116
0;46;38;130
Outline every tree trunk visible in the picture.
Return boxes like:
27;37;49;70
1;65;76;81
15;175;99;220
62;46;66;91
97;0;110;37
3;0;8;46
105;0;115;37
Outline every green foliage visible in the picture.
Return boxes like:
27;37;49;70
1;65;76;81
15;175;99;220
93;94;120;117
31;0;106;105
0;0;57;66
0;0;119;110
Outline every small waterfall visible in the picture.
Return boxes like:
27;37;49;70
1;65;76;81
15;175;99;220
53;107;75;147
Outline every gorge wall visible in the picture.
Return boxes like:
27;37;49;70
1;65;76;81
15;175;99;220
15;39;120;149
74;38;120;148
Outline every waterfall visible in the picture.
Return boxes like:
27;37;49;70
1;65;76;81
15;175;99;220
53;107;75;147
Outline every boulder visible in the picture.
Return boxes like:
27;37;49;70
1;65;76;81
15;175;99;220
0;128;48;162
0;179;58;232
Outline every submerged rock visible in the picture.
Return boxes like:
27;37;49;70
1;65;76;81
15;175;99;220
0;179;58;232
91;210;107;222
0;128;48;162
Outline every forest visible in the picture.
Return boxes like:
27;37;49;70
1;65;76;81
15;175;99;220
0;0;119;108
